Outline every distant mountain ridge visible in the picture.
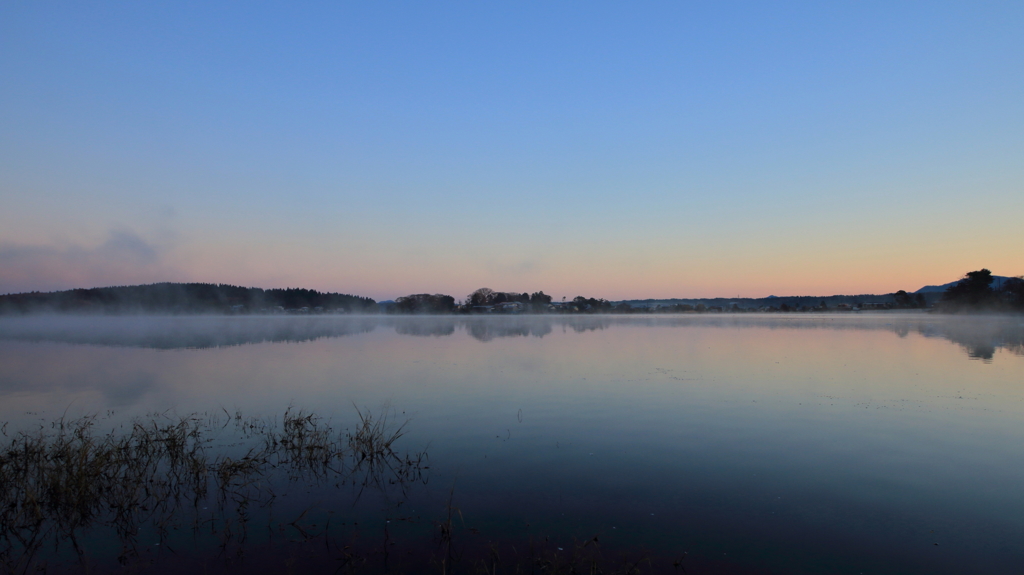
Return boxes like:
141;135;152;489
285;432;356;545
617;293;926;310
914;275;1014;294
623;273;1020;308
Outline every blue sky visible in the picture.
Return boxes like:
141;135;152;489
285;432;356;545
1;2;1021;299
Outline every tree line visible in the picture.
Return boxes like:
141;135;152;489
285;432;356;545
0;283;377;315
388;272;1022;315
3;271;1020;316
938;269;1024;312
384;288;614;314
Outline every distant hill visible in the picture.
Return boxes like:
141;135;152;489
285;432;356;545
0;283;377;315
616;273;1021;310
617;293;919;310
915;275;1014;294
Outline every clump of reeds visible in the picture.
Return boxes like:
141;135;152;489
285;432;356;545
1;407;681;574
0;405;426;574
347;403;427;494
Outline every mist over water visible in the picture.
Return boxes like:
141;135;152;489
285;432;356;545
1;313;1021;358
1;313;1023;573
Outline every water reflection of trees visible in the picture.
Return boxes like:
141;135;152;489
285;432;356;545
2;314;1021;362
455;315;1023;360
393;319;456;337
0;407;426;574
911;319;1024;362
572;315;1024;362
464;318;553;342
0;316;379;350
391;317;612;342
562;317;612;334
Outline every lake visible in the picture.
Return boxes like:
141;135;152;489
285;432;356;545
1;313;1023;574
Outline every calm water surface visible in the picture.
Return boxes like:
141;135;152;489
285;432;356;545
1;313;1023;574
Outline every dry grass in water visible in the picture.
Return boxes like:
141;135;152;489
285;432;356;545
0;405;426;574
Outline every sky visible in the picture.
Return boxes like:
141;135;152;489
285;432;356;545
1;2;1022;301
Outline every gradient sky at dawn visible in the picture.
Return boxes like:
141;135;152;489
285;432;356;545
1;2;1021;300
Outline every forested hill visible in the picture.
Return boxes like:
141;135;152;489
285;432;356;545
0;283;377;315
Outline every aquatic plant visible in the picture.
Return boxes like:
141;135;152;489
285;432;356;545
0;406;689;574
0;406;426;574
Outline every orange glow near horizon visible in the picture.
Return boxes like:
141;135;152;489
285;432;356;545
1;232;1020;301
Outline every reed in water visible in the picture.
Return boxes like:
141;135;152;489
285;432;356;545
0;405;427;574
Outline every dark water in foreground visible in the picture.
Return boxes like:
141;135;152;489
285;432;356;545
1;313;1023;574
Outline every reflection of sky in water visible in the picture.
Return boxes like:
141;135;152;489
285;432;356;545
1;314;1023;573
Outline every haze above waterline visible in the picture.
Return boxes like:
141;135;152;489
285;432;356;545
1;2;1022;299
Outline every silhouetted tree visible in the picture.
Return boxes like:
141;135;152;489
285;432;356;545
999;277;1024;310
941;269;996;310
466;289;537;310
571;296;612;313
467;288;494;307
893;290;913;308
392;294;456;314
529;291;552;311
